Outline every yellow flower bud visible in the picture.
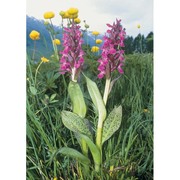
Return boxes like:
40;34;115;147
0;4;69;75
59;11;65;17
137;24;141;29
85;24;89;29
91;46;99;52
92;31;100;36
96;39;102;44
41;57;49;63
74;18;81;24
67;8;78;15
53;39;61;45
29;30;40;40
62;11;70;19
43;12;55;19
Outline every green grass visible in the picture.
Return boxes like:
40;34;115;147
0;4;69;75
26;52;153;179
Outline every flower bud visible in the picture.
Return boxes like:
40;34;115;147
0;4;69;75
85;24;89;29
59;11;65;17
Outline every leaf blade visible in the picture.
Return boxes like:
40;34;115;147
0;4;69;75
68;81;87;118
61;110;92;139
102;105;122;144
56;147;90;165
79;134;101;168
84;75;106;121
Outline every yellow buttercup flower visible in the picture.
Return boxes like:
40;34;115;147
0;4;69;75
68;8;78;15
29;30;40;40
43;12;55;19
74;18;81;24
137;24;141;29
91;46;99;52
96;39;102;44
53;39;61;45
92;31;100;36
53;177;58;180
41;57;49;63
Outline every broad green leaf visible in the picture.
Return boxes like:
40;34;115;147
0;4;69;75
68;81;87;118
50;94;57;101
84;75;106;121
29;86;37;95
56;147;90;165
61;110;92;139
102;105;122;144
79;134;101;168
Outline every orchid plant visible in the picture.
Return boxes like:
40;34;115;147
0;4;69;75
55;19;126;175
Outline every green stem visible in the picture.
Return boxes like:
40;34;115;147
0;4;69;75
49;18;59;60
32;40;36;60
95;66;111;172
103;77;111;105
95;117;103;172
34;61;43;87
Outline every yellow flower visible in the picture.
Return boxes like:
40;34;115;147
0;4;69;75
91;46;99;52
41;57;49;63
53;177;58;180
29;30;40;40
43;12;55;19
74;18;81;24
92;31;100;36
137;24;141;29
53;39;61;45
62;11;70;19
96;39;102;44
67;8;78;15
69;13;78;19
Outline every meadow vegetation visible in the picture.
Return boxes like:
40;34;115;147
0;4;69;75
27;8;153;180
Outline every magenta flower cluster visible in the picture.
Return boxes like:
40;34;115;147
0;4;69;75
60;23;84;81
97;19;126;79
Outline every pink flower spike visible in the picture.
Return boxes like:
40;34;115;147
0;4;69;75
97;19;126;79
59;22;84;81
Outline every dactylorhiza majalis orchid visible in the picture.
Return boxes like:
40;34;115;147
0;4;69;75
97;19;126;105
56;20;125;175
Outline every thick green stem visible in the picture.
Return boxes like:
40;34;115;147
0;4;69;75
95;67;111;172
95;117;103;171
103;77;111;105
